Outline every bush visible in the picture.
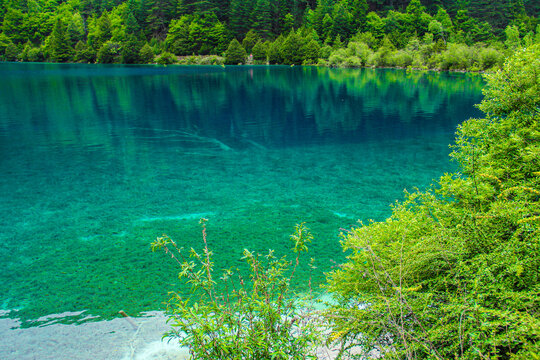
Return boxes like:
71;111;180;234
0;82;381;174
155;51;177;65
97;41;120;64
439;43;475;70
477;46;503;71
139;43;155;63
152;220;323;359
198;55;225;65
327;45;540;359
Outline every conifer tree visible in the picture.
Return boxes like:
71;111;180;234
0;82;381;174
242;29;260;53
224;37;247;64
253;0;273;38
229;0;253;39
350;0;368;32
139;42;154;62
50;18;73;62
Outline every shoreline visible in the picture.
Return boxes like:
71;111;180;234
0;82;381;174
1;59;490;75
0;310;189;360
0;306;364;359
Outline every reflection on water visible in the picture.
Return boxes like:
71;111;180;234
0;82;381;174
0;63;484;324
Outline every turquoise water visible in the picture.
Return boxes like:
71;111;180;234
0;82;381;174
0;63;484;325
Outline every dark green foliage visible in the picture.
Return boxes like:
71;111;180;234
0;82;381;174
50;18;73;62
96;40;120;63
74;40;95;63
228;0;253;39
145;0;178;38
328;44;540;359
224;38;246;64
241;29;259;53
251;39;268;62
121;35;142;63
4;41;19;60
350;0;368;32
253;0;273;38
139;42;155;62
279;30;304;64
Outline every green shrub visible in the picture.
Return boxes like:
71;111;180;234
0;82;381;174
139;43;155;63
155;51;177;65
439;43;476;70
327;44;540;359
97;41;120;64
198;55;225;65
152;220;323;359
477;46;503;71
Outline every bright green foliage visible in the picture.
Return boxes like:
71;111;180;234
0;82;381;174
224;38;247;64
2;8;25;43
350;0;368;32
0;0;537;67
505;24;522;50
67;12;86;46
268;34;284;63
151;220;322;359
328;45;540;359
302;38;320;63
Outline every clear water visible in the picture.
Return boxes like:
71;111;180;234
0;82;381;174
0;63;484;325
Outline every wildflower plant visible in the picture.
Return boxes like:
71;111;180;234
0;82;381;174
151;219;322;359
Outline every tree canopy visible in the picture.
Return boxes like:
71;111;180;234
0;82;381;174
0;0;538;65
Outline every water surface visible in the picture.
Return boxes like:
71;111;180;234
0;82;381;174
0;63;484;325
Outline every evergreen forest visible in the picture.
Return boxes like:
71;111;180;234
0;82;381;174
0;0;539;70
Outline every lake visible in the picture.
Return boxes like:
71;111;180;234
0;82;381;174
0;63;484;325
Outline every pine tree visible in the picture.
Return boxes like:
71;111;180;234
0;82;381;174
224;38;247;64
251;39;268;61
242;29;260;53
253;0;273;38
283;12;295;33
145;0;178;38
121;34;141;63
229;0;253;39
67;12;86;46
50;18;73;62
139;42;155;62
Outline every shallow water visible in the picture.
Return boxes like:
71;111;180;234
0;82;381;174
0;63;484;325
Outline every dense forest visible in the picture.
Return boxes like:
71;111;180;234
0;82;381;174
0;0;539;69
